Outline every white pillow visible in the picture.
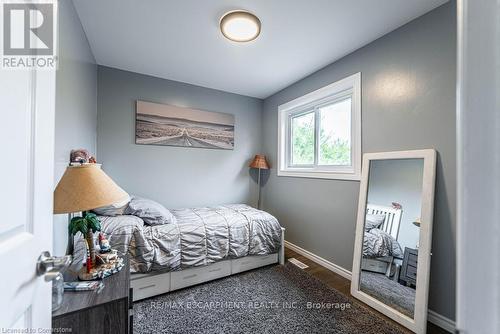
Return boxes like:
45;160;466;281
93;195;131;216
365;214;386;231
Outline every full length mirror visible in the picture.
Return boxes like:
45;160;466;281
351;150;436;334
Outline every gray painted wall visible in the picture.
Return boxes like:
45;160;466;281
261;2;456;320
96;66;262;209
53;0;97;255
367;159;424;250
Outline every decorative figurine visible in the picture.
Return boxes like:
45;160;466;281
69;212;101;266
78;226;124;281
99;232;111;253
70;149;91;164
70;148;97;164
96;249;118;265
78;252;124;281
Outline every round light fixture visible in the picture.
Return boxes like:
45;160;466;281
220;10;261;42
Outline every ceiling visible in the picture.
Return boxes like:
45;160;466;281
73;0;448;99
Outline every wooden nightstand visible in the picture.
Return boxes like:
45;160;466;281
52;256;132;334
400;247;418;287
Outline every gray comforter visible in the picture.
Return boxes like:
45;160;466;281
74;204;282;273
363;228;403;258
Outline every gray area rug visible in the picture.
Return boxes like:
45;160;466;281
360;270;415;318
134;263;408;334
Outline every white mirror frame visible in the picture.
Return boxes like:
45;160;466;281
350;149;436;334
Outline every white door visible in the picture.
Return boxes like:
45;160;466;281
0;67;56;328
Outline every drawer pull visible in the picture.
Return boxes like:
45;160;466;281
183;274;197;279
139;284;156;290
209;268;222;273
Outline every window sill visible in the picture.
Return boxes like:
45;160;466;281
277;169;361;181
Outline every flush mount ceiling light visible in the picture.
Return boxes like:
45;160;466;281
220;10;261;42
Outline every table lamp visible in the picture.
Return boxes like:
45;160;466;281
54;164;128;263
249;155;269;209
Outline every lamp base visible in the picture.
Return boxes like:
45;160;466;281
65;239;74;256
257;167;262;209
65;213;75;256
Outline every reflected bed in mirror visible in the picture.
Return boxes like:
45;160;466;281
351;150;436;334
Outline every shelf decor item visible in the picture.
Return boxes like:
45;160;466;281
77;253;124;281
53;163;129;260
249;155;269;209
98;232;112;252
69;212;102;267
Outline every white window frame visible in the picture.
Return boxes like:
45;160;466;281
277;72;361;181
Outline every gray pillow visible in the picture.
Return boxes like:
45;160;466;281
93;195;131;216
365;214;386;231
125;196;176;225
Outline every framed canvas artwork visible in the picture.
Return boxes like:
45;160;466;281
135;100;235;150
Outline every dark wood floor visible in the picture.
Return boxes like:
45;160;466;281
284;248;449;334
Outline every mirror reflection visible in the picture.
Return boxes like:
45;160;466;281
360;158;424;319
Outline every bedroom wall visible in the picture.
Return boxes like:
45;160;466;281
261;2;456;321
96;66;263;209
53;0;97;255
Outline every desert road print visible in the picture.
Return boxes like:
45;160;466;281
136;100;235;150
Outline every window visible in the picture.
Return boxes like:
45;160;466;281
278;73;361;180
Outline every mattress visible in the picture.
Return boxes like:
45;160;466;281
73;204;282;273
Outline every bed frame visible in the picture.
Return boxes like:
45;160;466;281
130;227;286;301
361;204;402;276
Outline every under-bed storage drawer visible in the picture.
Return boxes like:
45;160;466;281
231;253;278;274
131;272;171;301
361;258;389;272
170;260;231;291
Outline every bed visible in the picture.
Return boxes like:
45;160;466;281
73;203;285;301
362;204;403;276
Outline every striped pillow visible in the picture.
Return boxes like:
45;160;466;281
125;196;176;225
93;195;131;216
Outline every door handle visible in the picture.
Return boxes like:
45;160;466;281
36;251;72;282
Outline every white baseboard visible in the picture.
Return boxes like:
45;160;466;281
427;310;456;333
284;240;352;280
284;240;455;333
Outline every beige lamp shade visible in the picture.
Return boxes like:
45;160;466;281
54;164;128;214
249;155;269;169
